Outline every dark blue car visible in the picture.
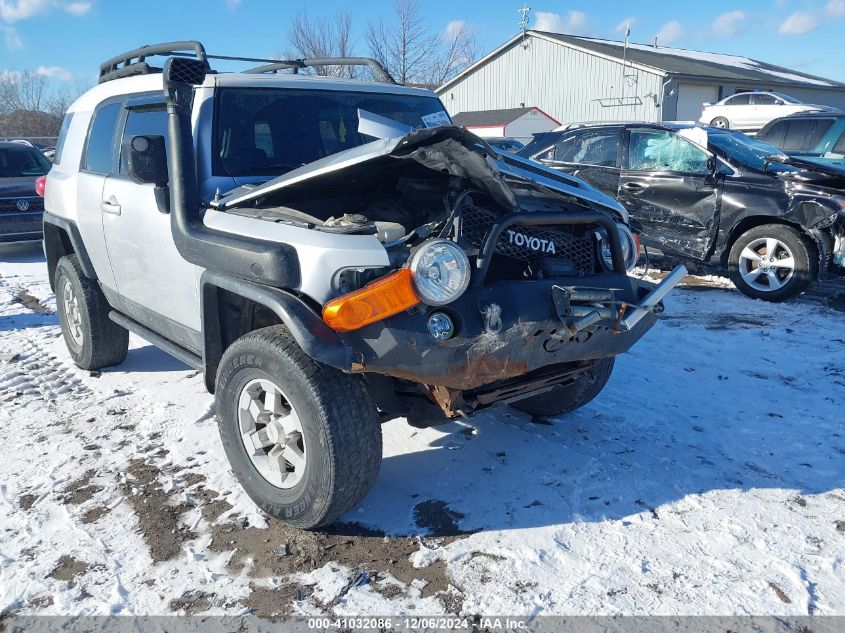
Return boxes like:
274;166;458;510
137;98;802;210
757;113;845;169
0;141;49;244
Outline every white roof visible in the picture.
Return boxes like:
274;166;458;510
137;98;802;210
69;71;436;113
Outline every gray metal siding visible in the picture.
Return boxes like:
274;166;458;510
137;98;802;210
439;36;666;125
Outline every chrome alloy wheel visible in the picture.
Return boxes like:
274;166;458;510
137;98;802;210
62;279;84;346
238;378;306;489
737;237;796;293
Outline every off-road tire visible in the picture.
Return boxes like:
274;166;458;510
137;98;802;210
710;116;730;129
215;326;382;529
728;224;816;302
510;357;615;417
55;255;128;370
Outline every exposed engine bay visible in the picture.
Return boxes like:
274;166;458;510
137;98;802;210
213;126;636;295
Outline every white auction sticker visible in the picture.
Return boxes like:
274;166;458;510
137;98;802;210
421;111;451;128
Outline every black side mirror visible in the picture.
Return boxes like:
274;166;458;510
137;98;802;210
126;135;168;186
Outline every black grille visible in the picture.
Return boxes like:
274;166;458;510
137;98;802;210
461;204;596;273
0;197;43;212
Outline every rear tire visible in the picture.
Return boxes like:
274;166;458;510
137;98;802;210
510;358;615;417
215;326;382;529
728;224;815;302
55;255;128;370
710;116;730;129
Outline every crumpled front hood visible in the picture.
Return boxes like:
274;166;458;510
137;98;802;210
212;126;628;223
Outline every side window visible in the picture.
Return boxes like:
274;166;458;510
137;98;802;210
727;94;750;105
83;102;122;174
833;129;845;154
552;135;577;161
119;106;169;175
53;113;74;166
558;131;619;166
628;130;710;174
758;121;787;148
753;94;778;105
782;119;834;152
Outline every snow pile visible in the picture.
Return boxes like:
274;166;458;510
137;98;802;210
1;244;843;616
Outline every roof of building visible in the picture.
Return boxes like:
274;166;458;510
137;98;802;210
451;106;557;127
438;31;845;92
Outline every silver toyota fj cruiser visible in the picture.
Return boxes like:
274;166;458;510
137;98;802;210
40;42;685;528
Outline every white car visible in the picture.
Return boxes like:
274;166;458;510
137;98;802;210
698;92;839;132
37;40;681;529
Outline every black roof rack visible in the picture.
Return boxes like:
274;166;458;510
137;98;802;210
99;40;396;85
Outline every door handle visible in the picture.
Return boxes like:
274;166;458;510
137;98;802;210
101;197;121;215
621;182;647;194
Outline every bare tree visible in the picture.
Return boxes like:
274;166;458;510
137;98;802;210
0;70;49;115
0;71;88;139
431;19;479;86
365;0;478;86
285;10;358;78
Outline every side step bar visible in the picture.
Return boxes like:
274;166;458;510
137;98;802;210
108;311;203;370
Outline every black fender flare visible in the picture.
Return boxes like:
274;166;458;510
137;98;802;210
42;212;97;289
200;271;352;392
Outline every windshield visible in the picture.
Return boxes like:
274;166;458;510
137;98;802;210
214;87;450;177
708;131;788;171
0;145;51;178
772;92;801;104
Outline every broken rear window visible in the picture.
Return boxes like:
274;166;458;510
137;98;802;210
213;87;449;177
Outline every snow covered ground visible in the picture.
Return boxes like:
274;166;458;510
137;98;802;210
1;243;844;617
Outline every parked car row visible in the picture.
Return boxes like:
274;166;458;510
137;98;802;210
517;122;845;301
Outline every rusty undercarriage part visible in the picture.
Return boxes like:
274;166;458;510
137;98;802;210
426;361;597;418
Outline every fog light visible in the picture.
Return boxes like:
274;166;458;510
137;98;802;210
427;312;455;340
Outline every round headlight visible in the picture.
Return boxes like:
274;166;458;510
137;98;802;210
598;224;638;272
408;239;471;306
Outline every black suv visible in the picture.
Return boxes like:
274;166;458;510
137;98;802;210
0;141;49;244
519;123;845;301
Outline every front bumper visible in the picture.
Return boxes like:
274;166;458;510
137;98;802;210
340;271;676;393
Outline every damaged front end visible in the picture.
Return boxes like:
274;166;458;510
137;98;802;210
211;125;686;417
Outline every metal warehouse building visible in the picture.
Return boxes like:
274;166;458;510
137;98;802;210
436;30;845;125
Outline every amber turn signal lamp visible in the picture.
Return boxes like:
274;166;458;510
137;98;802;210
323;269;419;332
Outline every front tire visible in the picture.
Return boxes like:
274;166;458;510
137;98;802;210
55;255;128;370
710;116;730;129
215;326;382;529
728;224;815;301
510;358;615;417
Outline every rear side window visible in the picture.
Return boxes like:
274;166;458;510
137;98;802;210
833;130;845;154
727;94;751;105
783;119;833;152
758;121;787;148
83;102;122;174
53;113;74;165
557;131;619;166
119;106;169;175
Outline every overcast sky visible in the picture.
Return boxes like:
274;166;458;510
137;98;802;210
2;0;844;89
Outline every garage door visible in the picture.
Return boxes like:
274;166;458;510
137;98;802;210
675;84;720;122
